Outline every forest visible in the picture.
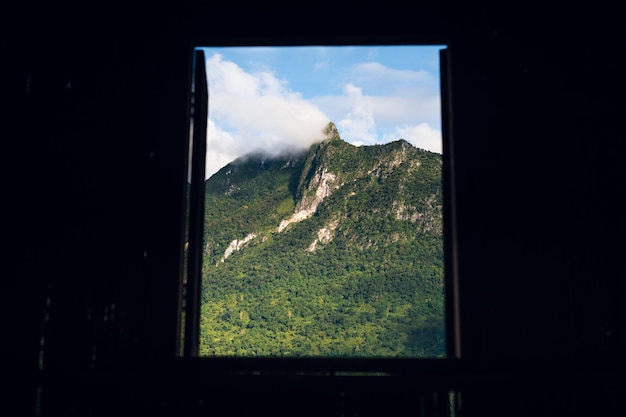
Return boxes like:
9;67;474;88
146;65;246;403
199;123;445;357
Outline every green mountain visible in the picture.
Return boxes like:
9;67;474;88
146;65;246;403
200;122;445;357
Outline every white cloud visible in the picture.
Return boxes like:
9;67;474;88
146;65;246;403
312;93;440;128
383;123;442;154
204;53;330;178
370;95;441;125
201;53;443;178
204;120;241;179
344;62;433;94
337;83;377;145
314;61;329;71
310;61;441;149
314;84;441;152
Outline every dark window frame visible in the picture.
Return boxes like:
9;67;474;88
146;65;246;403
179;40;461;375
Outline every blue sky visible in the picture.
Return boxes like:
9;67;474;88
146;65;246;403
199;45;446;179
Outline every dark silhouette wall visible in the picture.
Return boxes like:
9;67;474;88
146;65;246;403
2;2;624;416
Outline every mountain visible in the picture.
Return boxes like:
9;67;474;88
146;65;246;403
199;122;445;357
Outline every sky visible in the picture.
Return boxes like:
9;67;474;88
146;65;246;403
198;45;446;179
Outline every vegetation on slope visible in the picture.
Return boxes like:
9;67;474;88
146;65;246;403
199;122;445;357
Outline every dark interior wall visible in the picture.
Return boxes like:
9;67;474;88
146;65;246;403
451;10;626;363
2;2;625;416
447;10;626;413
3;0;193;393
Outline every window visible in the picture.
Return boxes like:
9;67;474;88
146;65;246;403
181;43;459;371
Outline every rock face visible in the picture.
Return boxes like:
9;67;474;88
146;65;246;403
278;170;339;232
278;123;343;232
220;233;256;263
204;120;443;264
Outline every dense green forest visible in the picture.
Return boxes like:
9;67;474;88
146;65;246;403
199;122;445;357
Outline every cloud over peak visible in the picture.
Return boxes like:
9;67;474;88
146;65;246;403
202;49;443;179
204;53;330;178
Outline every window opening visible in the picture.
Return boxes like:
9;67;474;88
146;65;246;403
184;45;454;360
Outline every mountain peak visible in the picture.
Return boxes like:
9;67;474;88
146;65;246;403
201;124;445;357
322;121;341;142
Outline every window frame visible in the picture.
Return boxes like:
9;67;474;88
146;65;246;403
179;41;461;374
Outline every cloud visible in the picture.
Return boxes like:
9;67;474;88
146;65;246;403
201;52;443;178
310;61;441;150
314;61;329;71
344;62;433;95
370;95;441;126
313;85;441;151
383;123;442;154
337;83;377;145
204;53;330;178
205;120;241;179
